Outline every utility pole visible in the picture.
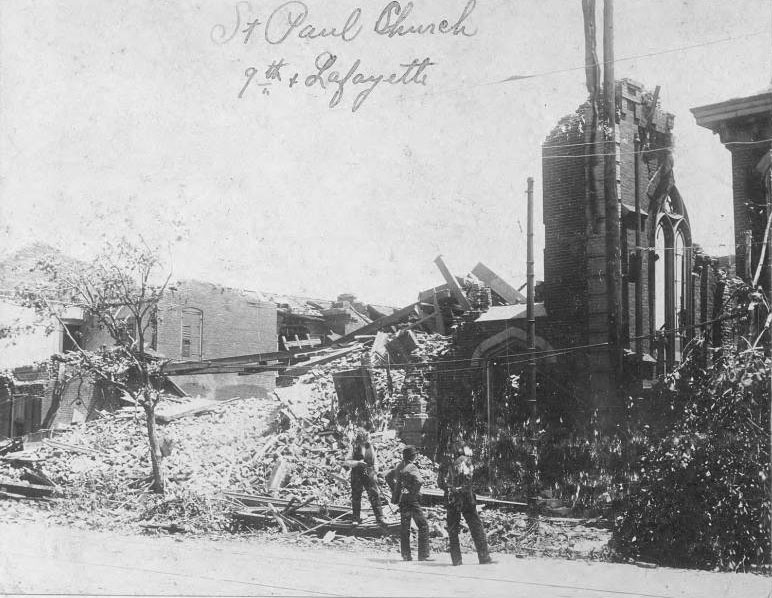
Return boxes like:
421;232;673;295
634;133;643;355
603;0;622;401
526;177;536;415
525;176;539;499
486;360;493;490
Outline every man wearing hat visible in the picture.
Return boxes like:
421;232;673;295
438;441;492;565
345;428;386;527
385;445;431;561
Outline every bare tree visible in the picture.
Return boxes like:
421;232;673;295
17;239;172;493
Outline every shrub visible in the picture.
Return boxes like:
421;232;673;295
613;339;771;571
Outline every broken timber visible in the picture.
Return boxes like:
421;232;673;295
165;350;290;376
434;255;472;311
420;488;528;511
330;302;421;347
226;489;527;513
280;345;362;378
0;481;56;498
471;262;526;304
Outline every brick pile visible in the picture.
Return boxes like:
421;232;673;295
0;332;450;532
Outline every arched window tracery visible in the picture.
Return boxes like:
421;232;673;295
650;189;692;371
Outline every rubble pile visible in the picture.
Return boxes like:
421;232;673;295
249;334;451;506
475;509;610;559
0;396;281;531
0;330;610;559
0;333;449;532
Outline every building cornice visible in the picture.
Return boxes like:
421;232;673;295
691;91;772;140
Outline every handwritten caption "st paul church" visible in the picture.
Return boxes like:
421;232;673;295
211;1;478;112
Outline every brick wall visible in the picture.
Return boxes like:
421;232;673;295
156;280;277;361
52;377;96;428
542;107;590;350
541;80;679;381
731;144;770;285
434;316;575;441
435;81;729;449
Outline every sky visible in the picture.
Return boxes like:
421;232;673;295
1;0;770;306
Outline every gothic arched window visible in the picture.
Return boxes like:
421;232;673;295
651;189;691;370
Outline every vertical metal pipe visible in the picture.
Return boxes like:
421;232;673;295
486;360;492;489
768;167;772;310
634;134;643;354
764;164;772;529
526;177;536;416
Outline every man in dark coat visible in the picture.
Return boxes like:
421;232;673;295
438;441;492;565
385;445;431;561
347;428;385;526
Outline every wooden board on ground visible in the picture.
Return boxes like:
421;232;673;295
420;488;528;511
0;481;56;498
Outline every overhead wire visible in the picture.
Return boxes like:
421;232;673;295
541;137;772;160
403;30;769;102
541;137;772;150
279;308;758;380
498;31;769;83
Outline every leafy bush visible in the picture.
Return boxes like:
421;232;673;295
613;338;771;571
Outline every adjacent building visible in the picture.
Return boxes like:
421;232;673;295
692;87;772;293
0;244;396;436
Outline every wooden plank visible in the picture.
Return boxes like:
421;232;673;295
0;481;55;498
434;256;472;311
281;346;362;378
330;302;420;347
432;290;445;335
165;350;290;375
168;363;285;376
223;491;351;516
420;487;528;511
471;262;526;304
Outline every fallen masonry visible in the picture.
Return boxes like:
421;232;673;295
0;331;610;559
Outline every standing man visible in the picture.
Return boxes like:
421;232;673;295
438;441;492;566
346;428;386;527
385;445;431;561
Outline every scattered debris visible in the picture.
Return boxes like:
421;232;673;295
0;330;610;558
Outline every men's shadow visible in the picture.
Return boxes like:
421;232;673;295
367;557;453;567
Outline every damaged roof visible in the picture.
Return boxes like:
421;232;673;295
474;303;547;322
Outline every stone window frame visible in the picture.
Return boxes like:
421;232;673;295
649;187;692;371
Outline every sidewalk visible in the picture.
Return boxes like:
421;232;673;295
0;522;769;597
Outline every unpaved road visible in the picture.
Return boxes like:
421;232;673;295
0;522;768;597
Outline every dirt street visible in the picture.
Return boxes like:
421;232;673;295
0;522;768;597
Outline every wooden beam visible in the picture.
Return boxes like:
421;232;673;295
432;289;445;334
165;350;290;375
281;345;362;377
434;255;472;311
331;301;420;347
0;481;55;498
471;262;526;304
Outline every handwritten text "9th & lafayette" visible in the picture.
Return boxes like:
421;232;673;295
240;52;435;112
